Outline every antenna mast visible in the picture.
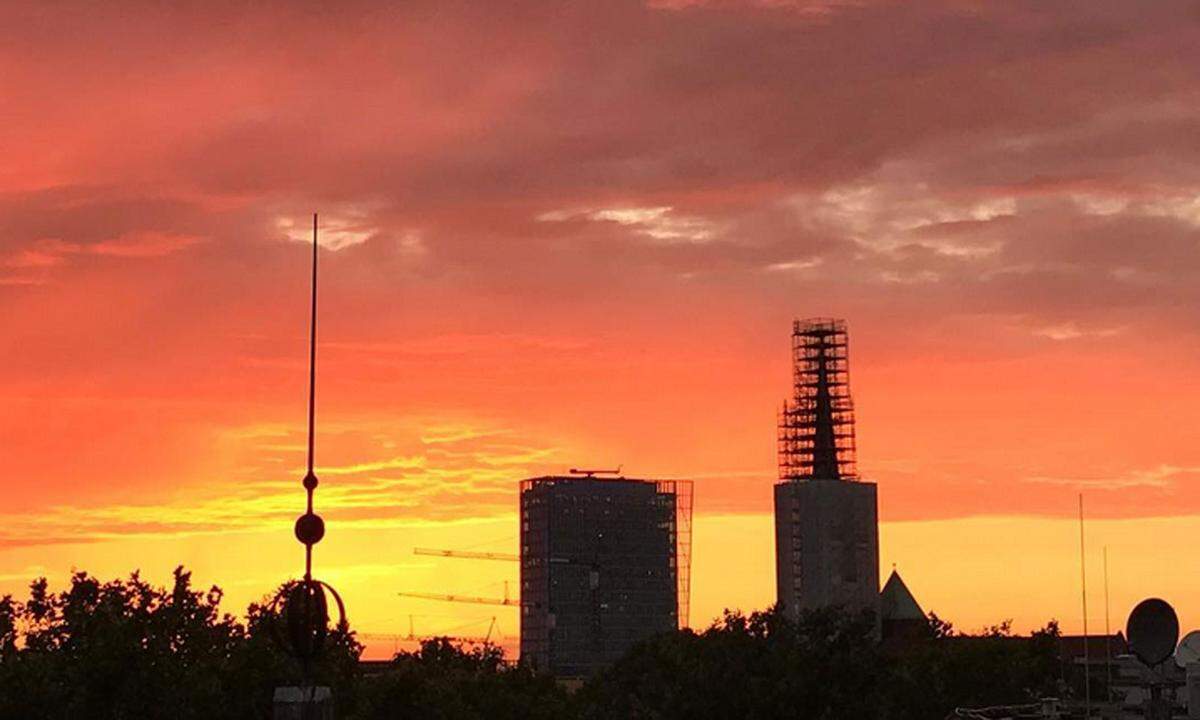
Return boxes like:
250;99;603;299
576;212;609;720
1103;546;1112;704
308;213;318;484
290;213;328;584
285;213;342;657
1079;494;1090;719
271;213;346;712
302;212;320;581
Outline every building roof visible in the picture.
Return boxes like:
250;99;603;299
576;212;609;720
880;569;925;622
1058;633;1129;663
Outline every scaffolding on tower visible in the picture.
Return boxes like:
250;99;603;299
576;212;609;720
656;479;694;629
777;318;858;481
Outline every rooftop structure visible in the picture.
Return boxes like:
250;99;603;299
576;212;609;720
778;318;858;481
774;319;879;621
880;569;926;642
880;570;924;624
519;475;692;678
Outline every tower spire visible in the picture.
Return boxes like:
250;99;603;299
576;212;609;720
307;212;318;488
777;318;858;481
272;211;345;716
296;213;324;579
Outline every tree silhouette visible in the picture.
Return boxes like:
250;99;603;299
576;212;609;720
0;570;1063;720
356;638;572;720
0;568;360;720
581;605;884;720
581;605;1062;720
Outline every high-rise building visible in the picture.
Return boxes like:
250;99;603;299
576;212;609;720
774;319;879;621
519;474;693;677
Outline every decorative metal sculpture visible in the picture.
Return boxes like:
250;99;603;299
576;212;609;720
273;214;346;671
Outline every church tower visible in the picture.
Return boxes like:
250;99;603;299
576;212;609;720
774;319;879;621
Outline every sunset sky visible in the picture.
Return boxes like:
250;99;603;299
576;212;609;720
3;1;1200;659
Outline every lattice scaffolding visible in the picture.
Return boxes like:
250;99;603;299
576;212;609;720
658;479;694;629
777;318;858;481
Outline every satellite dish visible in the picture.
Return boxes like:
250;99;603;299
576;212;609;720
1175;631;1200;668
1127;598;1179;666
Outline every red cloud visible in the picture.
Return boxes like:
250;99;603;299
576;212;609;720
0;0;1199;536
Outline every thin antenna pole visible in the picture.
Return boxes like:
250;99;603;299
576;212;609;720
1080;494;1091;718
307;213;318;484
304;213;318;582
1103;546;1112;704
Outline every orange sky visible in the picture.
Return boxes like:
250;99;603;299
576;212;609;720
3;1;1200;659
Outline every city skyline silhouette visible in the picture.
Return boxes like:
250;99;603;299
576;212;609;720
1;1;1199;672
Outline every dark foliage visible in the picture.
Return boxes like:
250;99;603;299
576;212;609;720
580;607;1061;720
884;615;1062;719
355;638;572;720
581;606;884;720
0;568;360;720
0;569;1061;720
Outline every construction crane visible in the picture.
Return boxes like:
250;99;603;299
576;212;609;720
406;549;600;596
359;616;504;653
398;581;521;607
403;614;502;643
413;546;595;570
404;547;603;648
569;465;622;477
413;547;518;562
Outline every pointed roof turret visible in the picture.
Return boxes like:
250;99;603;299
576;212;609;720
880;569;925;622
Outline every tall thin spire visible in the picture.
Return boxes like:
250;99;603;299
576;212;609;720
778;318;858;481
307;212;318;486
274;212;346;686
809;336;840;479
295;213;324;582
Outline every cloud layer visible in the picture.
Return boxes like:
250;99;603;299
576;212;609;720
2;1;1200;583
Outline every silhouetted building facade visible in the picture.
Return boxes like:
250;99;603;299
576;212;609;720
774;319;879;621
519;475;692;677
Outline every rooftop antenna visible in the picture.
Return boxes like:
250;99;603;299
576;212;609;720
300;211;321;583
1127;597;1179;719
1175;630;1200;669
1079;494;1090;719
1103;546;1112;704
271;214;346;711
